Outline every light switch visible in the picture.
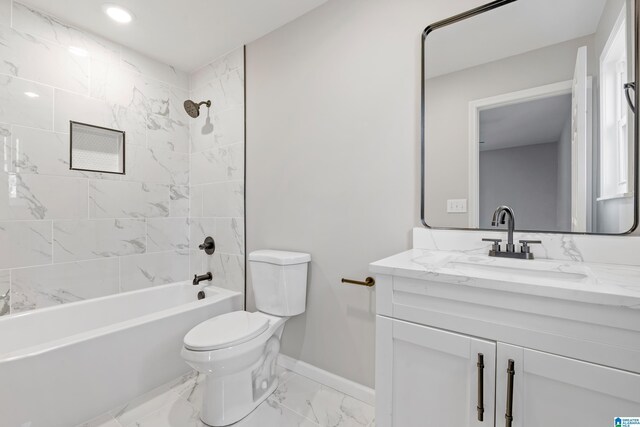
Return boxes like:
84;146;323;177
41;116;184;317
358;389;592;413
447;199;467;213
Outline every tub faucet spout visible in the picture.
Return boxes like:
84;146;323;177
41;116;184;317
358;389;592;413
193;272;212;286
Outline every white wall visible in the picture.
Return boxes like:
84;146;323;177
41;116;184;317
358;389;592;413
0;1;192;316
245;0;494;387
479;142;560;230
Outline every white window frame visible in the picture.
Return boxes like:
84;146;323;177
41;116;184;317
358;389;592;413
599;4;633;201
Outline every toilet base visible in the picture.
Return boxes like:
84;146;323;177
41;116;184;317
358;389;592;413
198;334;281;426
200;378;279;426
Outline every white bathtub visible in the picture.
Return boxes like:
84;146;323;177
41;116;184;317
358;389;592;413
0;282;242;427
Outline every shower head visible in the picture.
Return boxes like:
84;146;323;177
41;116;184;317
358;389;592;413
184;99;211;118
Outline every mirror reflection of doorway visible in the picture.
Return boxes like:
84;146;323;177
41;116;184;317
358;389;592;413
477;92;574;231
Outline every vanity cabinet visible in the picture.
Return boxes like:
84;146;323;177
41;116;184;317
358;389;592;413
371;254;640;427
376;317;496;426
377;316;640;427
496;344;640;427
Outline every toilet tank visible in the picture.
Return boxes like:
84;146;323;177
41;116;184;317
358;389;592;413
249;250;311;316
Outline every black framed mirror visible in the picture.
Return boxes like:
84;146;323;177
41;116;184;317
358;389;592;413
421;0;639;235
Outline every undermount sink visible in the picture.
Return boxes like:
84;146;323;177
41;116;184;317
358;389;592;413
411;251;593;286
448;261;590;284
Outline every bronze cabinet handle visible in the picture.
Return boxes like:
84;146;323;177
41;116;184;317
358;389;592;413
341;277;375;287
505;359;515;427
477;353;485;421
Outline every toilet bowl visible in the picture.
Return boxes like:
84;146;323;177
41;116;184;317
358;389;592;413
182;250;310;426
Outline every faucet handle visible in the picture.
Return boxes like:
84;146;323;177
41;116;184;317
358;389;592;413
519;240;542;254
482;238;502;252
198;236;215;255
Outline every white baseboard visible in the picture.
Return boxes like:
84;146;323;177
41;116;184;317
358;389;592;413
277;354;375;406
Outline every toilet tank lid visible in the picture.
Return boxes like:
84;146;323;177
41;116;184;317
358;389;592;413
249;250;311;265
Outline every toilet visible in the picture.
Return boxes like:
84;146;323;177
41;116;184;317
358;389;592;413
181;250;311;426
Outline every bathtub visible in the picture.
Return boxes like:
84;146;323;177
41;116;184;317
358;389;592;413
0;282;243;427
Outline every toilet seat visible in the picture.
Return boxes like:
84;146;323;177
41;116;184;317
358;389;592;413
183;311;269;351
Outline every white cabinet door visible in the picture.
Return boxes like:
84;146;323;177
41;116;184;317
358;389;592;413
376;316;496;427
496;343;640;427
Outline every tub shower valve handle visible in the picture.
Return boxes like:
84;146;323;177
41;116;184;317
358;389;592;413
199;236;215;255
193;272;212;286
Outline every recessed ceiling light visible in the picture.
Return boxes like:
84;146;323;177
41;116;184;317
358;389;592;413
68;46;88;57
103;4;133;24
24;92;39;98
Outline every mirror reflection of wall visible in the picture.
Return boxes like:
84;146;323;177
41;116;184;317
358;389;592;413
478;94;572;231
423;0;636;234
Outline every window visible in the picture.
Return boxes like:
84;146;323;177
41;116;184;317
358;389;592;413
599;6;631;200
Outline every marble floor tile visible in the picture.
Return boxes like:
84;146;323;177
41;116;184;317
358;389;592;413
270;373;375;427
110;381;184;426
171;371;205;409
123;394;201;427
80;368;374;427
233;398;318;427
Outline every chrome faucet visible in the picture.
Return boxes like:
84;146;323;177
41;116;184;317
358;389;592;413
483;205;541;260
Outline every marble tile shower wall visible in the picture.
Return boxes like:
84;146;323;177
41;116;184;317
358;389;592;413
0;1;193;316
188;50;245;295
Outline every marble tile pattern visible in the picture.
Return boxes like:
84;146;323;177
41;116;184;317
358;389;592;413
76;369;375;427
0;1;195;316
189;49;246;295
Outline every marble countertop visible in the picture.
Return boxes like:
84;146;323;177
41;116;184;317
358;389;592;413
370;249;640;309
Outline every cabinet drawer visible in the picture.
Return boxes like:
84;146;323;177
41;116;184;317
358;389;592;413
375;274;640;373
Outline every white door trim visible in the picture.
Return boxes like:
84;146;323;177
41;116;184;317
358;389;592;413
467;80;574;227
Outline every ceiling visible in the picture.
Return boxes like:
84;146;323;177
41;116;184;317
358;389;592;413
426;0;609;78
479;94;572;151
20;0;328;72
